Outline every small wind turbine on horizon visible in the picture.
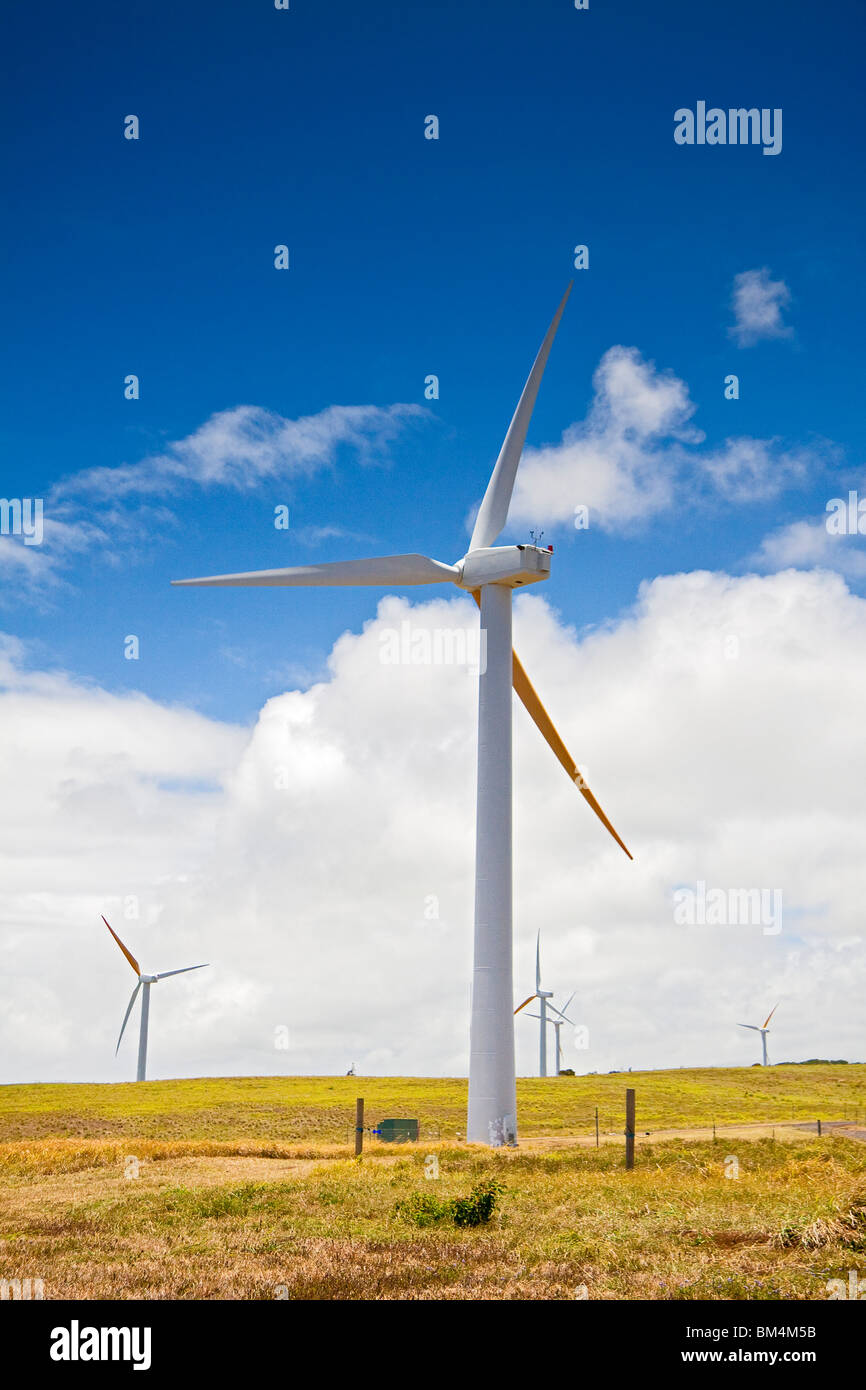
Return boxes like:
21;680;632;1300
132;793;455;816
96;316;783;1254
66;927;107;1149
737;1003;779;1067
103;917;208;1082
173;284;632;1145
514;931;574;1077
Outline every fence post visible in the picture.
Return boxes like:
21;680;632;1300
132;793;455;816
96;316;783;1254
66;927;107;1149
625;1088;635;1171
354;1097;365;1156
595;1107;599;1149
817;1117;822;1137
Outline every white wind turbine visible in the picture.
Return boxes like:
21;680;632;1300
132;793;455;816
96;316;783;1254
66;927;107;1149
737;1003;779;1067
103;916;209;1082
172;285;632;1145
547;998;576;1075
514;930;574;1077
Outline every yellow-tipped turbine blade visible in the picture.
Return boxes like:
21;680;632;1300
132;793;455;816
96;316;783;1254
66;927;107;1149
102;915;140;976
763;1003;779;1030
470;593;632;859
512;648;632;859
514;995;536;1016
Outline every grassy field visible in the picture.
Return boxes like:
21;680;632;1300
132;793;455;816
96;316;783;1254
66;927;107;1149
1;1065;863;1142
1;1068;864;1300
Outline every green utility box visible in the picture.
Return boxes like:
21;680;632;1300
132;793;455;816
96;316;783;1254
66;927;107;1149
377;1118;419;1143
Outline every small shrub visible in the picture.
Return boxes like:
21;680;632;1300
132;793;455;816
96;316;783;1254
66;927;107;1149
396;1178;505;1229
450;1179;505;1227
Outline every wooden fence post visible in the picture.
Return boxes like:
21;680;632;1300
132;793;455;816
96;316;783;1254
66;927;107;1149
625;1088;635;1171
595;1107;599;1149
817;1117;822;1137
354;1097;365;1156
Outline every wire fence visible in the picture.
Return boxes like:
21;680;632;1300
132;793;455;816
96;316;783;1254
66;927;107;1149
341;1110;866;1148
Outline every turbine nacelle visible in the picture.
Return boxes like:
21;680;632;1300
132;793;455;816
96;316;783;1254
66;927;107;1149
455;544;551;591
139;973;158;984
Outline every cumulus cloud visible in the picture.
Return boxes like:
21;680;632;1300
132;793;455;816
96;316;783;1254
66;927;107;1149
509;346;702;532
508;346;815;532
2;566;864;1084
729;268;793;347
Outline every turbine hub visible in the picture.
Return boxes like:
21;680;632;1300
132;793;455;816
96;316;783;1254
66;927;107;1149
456;544;551;591
140;974;157;984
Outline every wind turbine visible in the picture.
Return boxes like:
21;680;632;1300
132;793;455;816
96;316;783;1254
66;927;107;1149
548;998;576;1075
737;1003;779;1067
514;931;574;1076
172;285;632;1145
103;916;208;1082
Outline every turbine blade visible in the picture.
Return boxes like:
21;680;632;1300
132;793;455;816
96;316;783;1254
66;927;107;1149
737;1023;760;1031
469;595;632;857
547;1000;572;1023
116;980;142;1054
469;284;572;551
509;635;633;860
514;995;536;1016
561;991;575;1015
762;1003;779;1030
102;916;140;976
155;964;209;980
172;554;459;589
536;930;541;993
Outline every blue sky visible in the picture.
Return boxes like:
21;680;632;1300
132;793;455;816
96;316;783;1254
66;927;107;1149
2;0;865;722
2;1;866;1082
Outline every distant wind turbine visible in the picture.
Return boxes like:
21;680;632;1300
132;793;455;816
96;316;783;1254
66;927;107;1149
173;285;632;1145
514;931;573;1077
103;916;208;1082
737;1003;779;1067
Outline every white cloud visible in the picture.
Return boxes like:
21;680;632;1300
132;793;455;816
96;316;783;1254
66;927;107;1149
1;403;423;597
508;346;815;532
753;517;866;578
729;267;793;347
509;346;702;532
700;437;811;502
2;566;864;1084
0;515;110;601
54;403;425;500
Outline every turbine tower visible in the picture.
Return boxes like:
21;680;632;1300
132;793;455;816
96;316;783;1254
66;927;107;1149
737;1003;779;1067
172;285;632;1145
103;917;208;1082
548;1000;576;1075
514;931;574;1076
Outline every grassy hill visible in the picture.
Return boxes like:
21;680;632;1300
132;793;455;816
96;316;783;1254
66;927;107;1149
1;1068;864;1300
1;1065;863;1143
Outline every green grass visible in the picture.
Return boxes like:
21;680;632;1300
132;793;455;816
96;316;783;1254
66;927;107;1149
1;1137;864;1299
1;1069;863;1299
0;1066;863;1142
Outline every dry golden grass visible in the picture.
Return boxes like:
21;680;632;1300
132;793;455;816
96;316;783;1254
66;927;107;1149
2;1135;864;1300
